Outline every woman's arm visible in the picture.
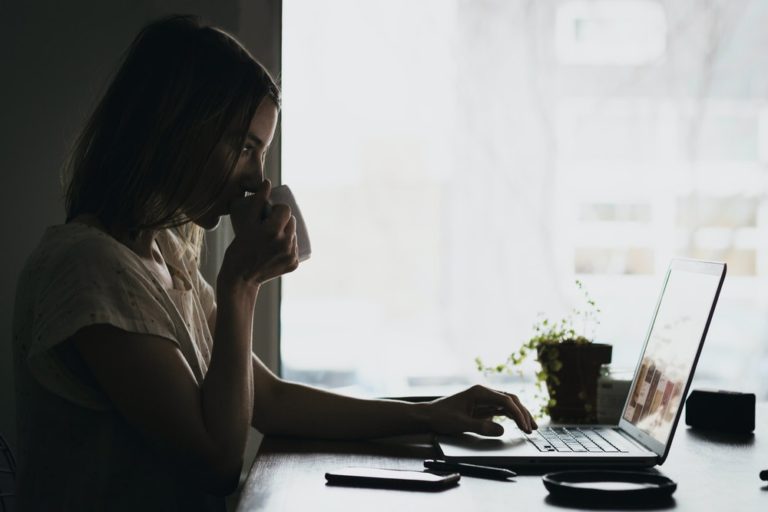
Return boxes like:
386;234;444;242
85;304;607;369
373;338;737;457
208;301;535;439
247;351;535;439
73;281;258;495
207;296;536;440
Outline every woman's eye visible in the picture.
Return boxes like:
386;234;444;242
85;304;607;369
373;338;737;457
241;146;254;156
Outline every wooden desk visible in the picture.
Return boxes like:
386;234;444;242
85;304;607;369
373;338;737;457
237;406;768;511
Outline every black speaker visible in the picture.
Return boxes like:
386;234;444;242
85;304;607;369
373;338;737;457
685;389;755;433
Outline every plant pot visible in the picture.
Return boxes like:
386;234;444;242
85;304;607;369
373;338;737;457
537;342;612;423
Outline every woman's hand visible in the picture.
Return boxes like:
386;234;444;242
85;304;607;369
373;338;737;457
220;179;299;289
426;385;537;436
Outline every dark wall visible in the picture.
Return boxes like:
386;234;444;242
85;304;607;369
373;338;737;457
0;0;280;454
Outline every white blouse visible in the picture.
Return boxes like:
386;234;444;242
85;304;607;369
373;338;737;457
12;223;224;511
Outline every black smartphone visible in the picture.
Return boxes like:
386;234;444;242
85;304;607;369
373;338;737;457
325;467;460;491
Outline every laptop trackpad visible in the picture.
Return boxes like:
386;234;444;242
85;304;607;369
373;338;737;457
437;431;531;456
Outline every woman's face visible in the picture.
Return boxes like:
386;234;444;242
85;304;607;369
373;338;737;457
193;98;279;230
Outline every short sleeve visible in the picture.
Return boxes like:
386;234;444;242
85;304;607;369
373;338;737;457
24;236;179;410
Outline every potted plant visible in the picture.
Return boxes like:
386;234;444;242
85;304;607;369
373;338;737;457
476;280;611;423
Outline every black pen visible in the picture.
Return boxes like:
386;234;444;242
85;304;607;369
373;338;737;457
424;459;516;480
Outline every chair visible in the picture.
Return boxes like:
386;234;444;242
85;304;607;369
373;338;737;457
0;433;15;512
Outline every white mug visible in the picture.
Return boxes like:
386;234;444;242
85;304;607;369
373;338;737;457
268;184;311;262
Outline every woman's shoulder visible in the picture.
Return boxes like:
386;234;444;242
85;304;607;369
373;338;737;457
27;222;136;272
17;224;156;300
15;223;179;341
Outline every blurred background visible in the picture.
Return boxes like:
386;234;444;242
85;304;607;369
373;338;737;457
280;0;768;401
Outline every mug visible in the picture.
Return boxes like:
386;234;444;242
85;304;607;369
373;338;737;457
267;184;311;262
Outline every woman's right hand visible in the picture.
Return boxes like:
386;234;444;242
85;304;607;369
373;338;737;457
220;179;299;289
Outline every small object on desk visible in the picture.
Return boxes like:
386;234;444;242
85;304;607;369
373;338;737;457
760;469;768;481
325;467;460;491
424;459;516;480
542;470;677;504
685;389;755;433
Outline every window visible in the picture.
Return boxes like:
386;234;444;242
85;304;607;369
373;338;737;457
555;0;666;65
281;0;768;400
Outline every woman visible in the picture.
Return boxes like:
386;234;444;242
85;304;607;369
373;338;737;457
12;15;535;511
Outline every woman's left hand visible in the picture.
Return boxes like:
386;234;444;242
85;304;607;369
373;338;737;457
425;385;537;436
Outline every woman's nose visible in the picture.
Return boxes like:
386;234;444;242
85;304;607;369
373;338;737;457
240;166;265;193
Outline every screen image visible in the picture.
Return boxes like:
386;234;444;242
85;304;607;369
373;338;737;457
622;268;720;445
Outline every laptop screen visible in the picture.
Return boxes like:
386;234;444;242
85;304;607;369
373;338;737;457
621;265;722;447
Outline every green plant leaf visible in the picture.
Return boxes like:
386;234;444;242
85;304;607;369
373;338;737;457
472;279;602;421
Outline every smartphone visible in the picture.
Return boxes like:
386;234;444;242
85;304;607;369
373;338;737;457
325;467;460;491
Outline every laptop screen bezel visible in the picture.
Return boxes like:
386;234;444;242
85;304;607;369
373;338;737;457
617;259;726;463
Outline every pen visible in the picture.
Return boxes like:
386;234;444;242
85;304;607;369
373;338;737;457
424;459;516;480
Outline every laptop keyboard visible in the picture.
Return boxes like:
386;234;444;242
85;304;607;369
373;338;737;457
525;427;629;453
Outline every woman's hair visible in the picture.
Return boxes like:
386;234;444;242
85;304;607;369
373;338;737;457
63;15;280;259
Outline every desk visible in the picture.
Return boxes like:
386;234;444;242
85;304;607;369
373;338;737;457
237;405;768;511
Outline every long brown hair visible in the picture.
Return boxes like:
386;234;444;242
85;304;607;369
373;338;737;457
63;15;280;259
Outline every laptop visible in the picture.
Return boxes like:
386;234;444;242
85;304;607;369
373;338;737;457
436;258;727;468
